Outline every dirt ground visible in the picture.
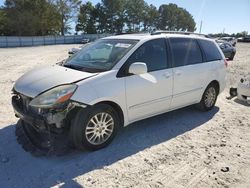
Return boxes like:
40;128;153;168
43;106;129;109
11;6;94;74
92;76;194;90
0;43;250;188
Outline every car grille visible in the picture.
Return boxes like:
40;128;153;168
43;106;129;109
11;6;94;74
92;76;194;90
12;93;32;112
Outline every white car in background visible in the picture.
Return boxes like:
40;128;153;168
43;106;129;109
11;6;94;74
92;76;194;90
12;32;227;156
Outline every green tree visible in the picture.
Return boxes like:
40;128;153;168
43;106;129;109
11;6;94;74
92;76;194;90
142;4;159;32
101;0;126;33
125;0;145;32
0;8;7;35
241;31;248;37
3;0;61;36
76;1;97;34
95;2;107;33
76;0;126;34
1;0;198;36
158;3;196;32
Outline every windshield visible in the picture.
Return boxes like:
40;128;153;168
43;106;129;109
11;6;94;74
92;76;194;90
64;39;138;72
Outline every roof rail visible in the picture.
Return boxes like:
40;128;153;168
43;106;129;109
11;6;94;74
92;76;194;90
115;31;150;36
151;30;207;37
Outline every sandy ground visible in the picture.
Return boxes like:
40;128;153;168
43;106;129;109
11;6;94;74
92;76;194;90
0;43;250;188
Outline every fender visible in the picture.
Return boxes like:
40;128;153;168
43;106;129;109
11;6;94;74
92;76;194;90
71;70;129;126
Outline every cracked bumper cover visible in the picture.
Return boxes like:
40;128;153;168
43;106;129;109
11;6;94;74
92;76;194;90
12;94;87;132
12;96;46;129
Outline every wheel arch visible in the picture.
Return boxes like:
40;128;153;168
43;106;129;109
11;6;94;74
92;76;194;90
208;80;220;94
94;101;125;127
198;80;220;103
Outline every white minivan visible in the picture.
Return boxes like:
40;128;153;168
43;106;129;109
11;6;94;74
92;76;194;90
12;32;226;155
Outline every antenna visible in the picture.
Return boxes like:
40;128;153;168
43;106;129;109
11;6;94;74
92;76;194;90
199;21;203;34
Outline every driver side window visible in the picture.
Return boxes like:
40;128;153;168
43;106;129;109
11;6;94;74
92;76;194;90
126;38;168;72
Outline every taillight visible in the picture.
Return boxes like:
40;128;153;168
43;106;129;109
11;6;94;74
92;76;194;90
224;59;228;67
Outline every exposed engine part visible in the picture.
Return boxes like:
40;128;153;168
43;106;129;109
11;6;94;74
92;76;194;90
13;99;88;156
12;89;88;130
71;101;87;108
45;103;76;128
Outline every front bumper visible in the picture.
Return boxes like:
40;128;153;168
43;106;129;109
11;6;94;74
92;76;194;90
12;95;48;131
12;92;82;155
12;90;87;131
12;95;47;131
11;92;76;132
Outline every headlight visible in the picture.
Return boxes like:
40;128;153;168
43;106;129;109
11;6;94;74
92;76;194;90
29;84;77;108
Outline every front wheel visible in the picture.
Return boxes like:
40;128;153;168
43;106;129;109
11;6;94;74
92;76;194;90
196;83;218;111
70;104;119;151
15;120;71;156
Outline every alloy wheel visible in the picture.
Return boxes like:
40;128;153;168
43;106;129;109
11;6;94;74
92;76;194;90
85;112;114;145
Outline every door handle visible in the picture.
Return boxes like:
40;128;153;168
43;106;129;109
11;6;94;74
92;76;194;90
175;70;182;76
163;72;171;78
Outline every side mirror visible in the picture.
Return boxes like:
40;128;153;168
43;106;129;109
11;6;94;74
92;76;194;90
128;62;148;75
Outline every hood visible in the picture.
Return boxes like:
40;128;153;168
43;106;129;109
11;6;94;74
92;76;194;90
14;65;96;98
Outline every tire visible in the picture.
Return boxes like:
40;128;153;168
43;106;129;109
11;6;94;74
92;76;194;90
16;120;71;156
196;83;218;111
229;52;235;60
15;120;49;156
70;104;119;151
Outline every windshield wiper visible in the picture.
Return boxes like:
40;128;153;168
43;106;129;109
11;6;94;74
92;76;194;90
64;64;107;73
80;67;107;73
57;59;66;66
64;64;83;70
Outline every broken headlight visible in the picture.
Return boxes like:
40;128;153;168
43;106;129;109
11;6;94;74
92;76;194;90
29;84;77;108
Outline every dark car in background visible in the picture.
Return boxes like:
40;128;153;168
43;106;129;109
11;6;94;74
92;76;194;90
217;41;236;60
219;37;237;46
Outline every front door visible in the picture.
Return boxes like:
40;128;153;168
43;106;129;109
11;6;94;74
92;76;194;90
123;38;173;122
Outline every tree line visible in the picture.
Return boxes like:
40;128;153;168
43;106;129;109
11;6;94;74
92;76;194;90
0;0;196;36
207;31;249;38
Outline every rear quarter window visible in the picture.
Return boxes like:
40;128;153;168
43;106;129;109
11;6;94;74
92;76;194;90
198;39;223;62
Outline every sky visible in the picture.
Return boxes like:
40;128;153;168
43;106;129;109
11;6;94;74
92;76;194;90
1;0;249;34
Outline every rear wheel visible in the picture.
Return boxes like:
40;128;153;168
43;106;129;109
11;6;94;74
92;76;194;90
229;52;235;60
196;83;218;111
70;104;119;151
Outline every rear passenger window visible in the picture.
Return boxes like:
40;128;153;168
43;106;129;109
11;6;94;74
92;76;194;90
198;39;222;61
169;38;203;67
126;38;168;72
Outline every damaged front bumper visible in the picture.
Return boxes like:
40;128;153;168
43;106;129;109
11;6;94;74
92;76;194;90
12;91;88;155
12;91;87;133
12;95;47;130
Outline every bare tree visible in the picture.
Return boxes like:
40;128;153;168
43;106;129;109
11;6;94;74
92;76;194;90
54;0;81;35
